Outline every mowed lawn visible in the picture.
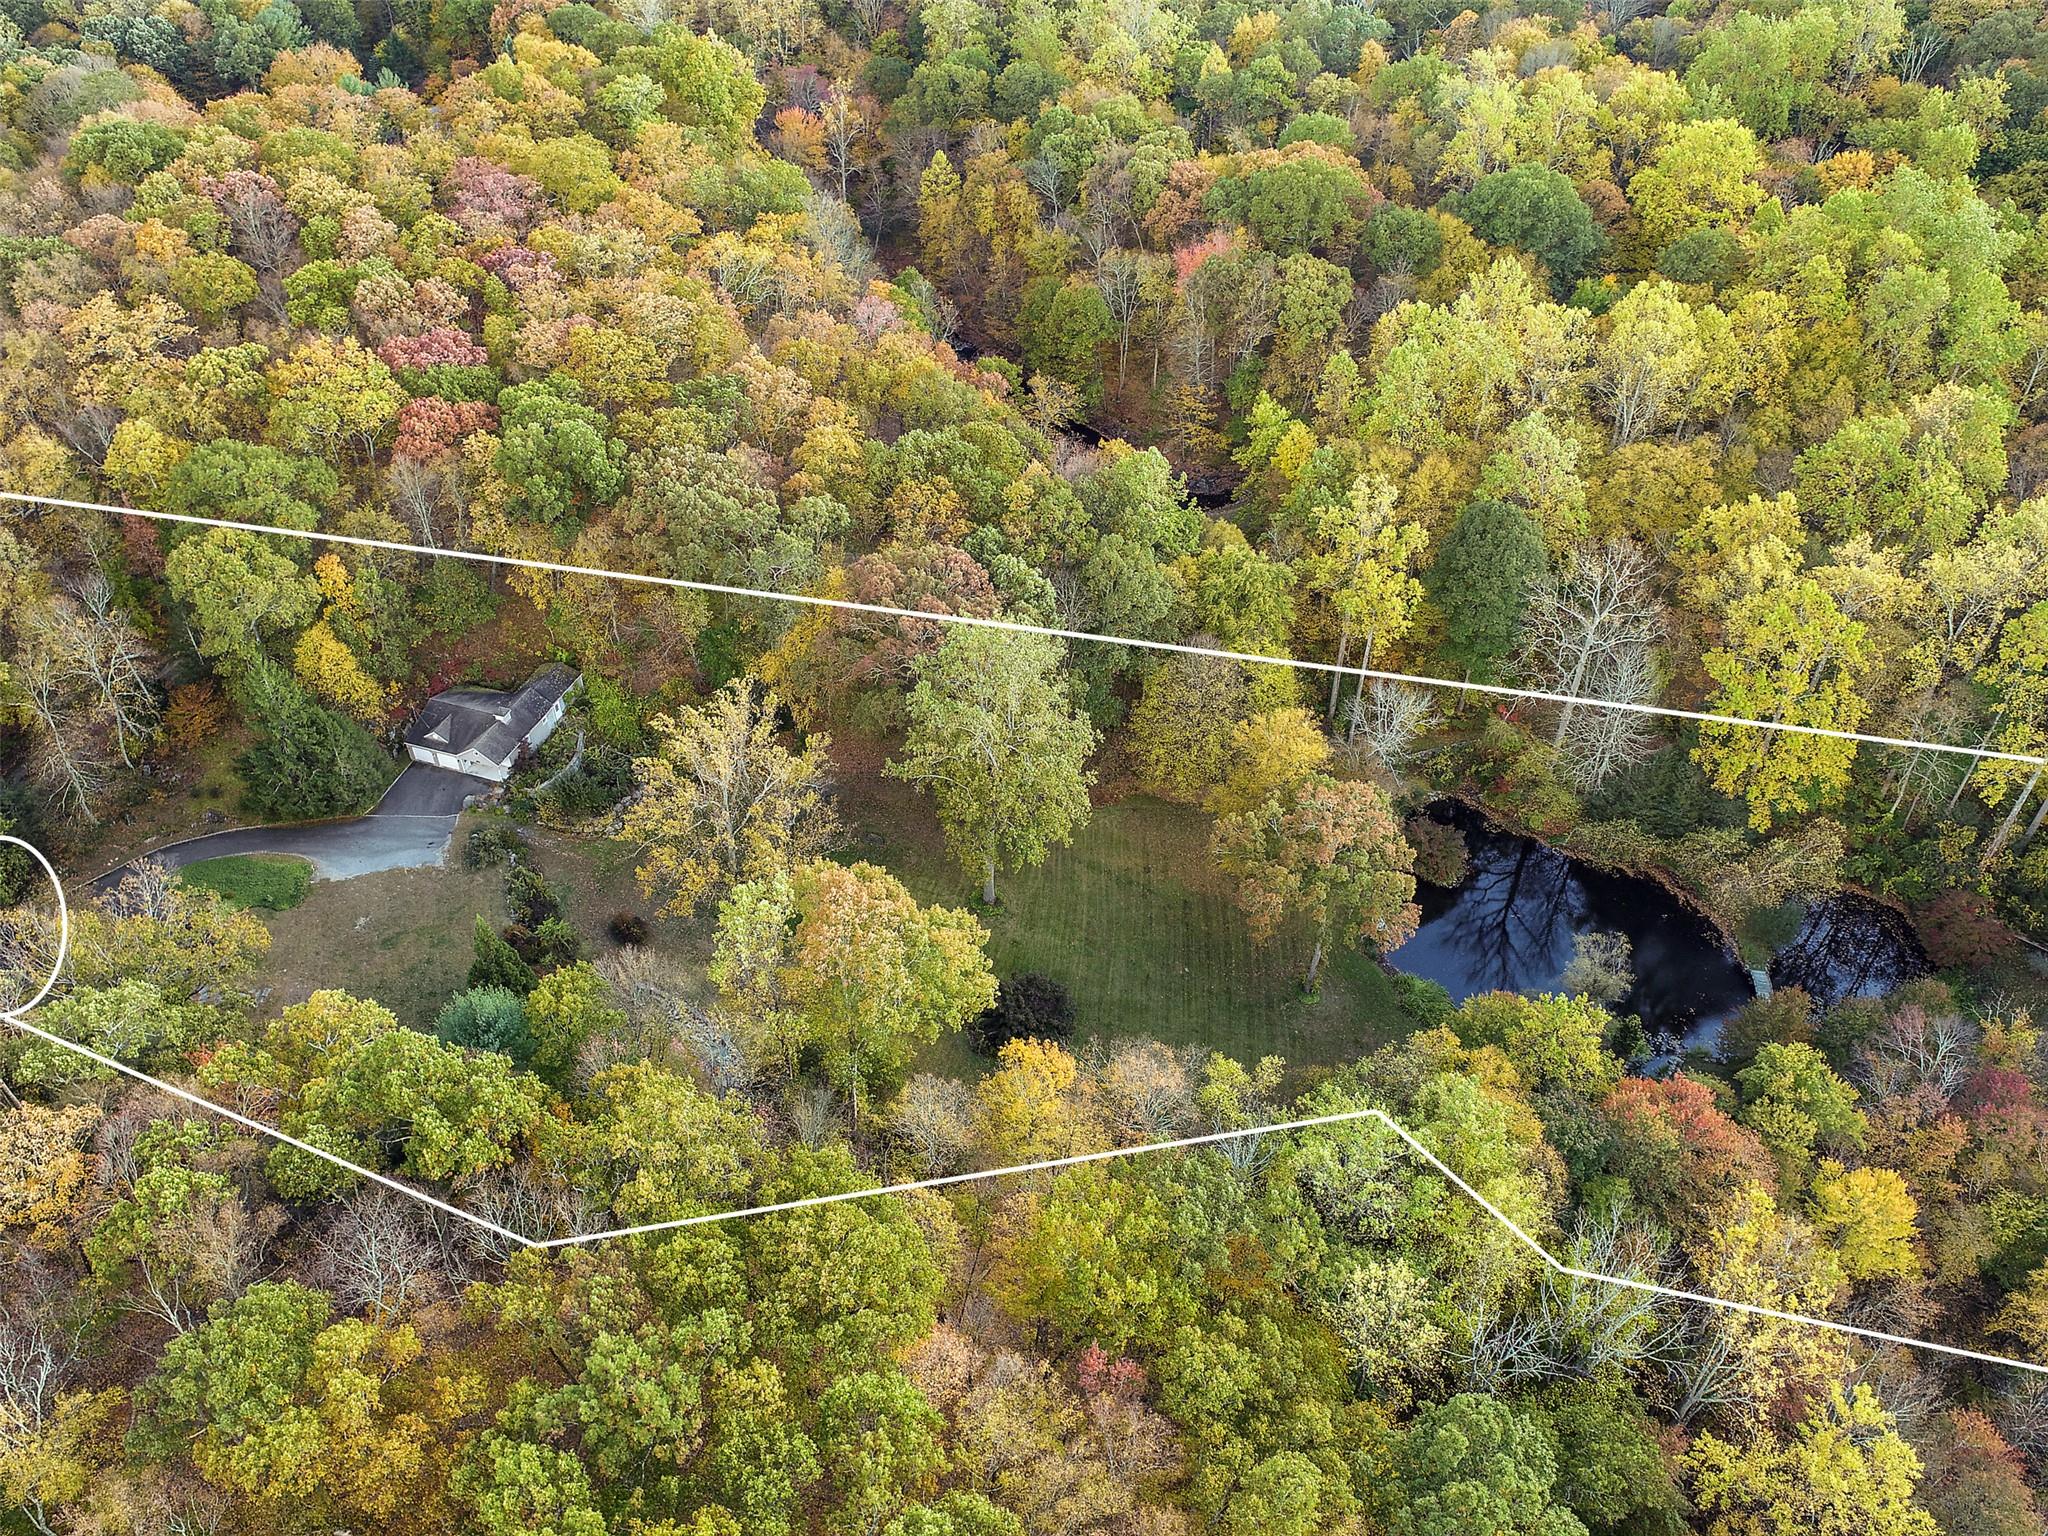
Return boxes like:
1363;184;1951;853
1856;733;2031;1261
249;817;695;1029
245;784;1411;1078
837;771;1409;1074
252;850;511;1027
180;853;311;911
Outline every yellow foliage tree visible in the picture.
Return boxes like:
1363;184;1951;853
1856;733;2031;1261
1808;1160;1921;1282
1206;707;1332;816
292;620;389;723
0;1101;100;1249
620;680;839;920
975;1038;1104;1164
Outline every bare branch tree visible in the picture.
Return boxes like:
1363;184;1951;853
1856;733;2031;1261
1518;538;1664;748
0;898;62;1018
1343;679;1439;774
307;1189;450;1322
1899;21;1943;82
1094;1041;1199;1143
1463;1214;1665;1388
1096;250;1142;386
60;573;162;767
1852;1002;1978;1103
844;0;884;39
10;620;114;820
889;1073;974;1177
1553;644;1662;790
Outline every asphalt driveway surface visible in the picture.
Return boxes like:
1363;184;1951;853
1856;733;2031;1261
88;765;495;895
371;764;495;816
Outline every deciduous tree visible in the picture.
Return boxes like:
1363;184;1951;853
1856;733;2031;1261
1213;773;1419;986
890;630;1099;905
622;681;839;919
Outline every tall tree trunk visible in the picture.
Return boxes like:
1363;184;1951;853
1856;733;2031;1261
1985;767;2042;865
1889;749;1920;819
2023;789;2048;849
1949;725;2001;812
1327;624;1350;722
983;857;997;906
1344;633;1376;745
1305;938;1325;989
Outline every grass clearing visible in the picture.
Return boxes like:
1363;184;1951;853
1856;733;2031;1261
242;776;1412;1080
249;814;701;1027
251;848;509;1027
837;767;1410;1076
180;853;312;911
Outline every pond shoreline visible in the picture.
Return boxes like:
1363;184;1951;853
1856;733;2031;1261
1412;795;1930;1052
1397;799;1755;1038
1440;791;1747;956
1442;789;1930;976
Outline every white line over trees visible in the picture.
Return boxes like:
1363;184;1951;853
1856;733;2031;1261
4;491;2042;768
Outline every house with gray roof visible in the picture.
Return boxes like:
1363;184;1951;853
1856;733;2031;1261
402;664;581;783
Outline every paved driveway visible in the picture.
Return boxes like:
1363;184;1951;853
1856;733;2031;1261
89;765;495;895
371;764;496;816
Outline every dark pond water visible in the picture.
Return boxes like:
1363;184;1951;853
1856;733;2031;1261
1386;805;1929;1052
1061;420;1237;507
1388;805;1755;1038
1768;893;1928;1011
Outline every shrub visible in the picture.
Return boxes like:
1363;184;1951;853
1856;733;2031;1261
163;681;228;754
507;864;562;928
1915;889;2015;969
1718;987;1814;1066
544;746;634;817
469;914;537;994
1394;973;1454;1029
465;823;524;870
609;910;649;945
435;985;532;1064
968;973;1075;1055
529;915;583;969
1736;899;1805;967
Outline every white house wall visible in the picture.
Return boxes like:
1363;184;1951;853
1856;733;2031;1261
524;694;571;754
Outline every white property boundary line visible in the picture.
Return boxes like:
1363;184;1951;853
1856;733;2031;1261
1;497;2044;1372
4;491;2044;768
0;834;68;1016
1;986;2043;1375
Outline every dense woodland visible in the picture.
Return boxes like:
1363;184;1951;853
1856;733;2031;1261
3;0;2048;1528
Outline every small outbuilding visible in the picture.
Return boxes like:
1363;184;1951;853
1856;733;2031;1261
403;664;581;783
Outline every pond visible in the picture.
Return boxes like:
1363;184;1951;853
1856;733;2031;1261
1386;805;1928;1054
1768;892;1928;1011
1389;804;1754;1040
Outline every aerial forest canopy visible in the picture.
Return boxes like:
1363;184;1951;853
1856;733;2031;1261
1;0;2047;1530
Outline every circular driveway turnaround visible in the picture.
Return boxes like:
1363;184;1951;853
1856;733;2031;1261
87;765;494;894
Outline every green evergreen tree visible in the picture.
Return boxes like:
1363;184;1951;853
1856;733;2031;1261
469;915;538;995
233;658;394;821
1424;499;1547;683
434;985;533;1065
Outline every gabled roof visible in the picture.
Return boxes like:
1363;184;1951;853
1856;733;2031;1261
403;664;578;767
